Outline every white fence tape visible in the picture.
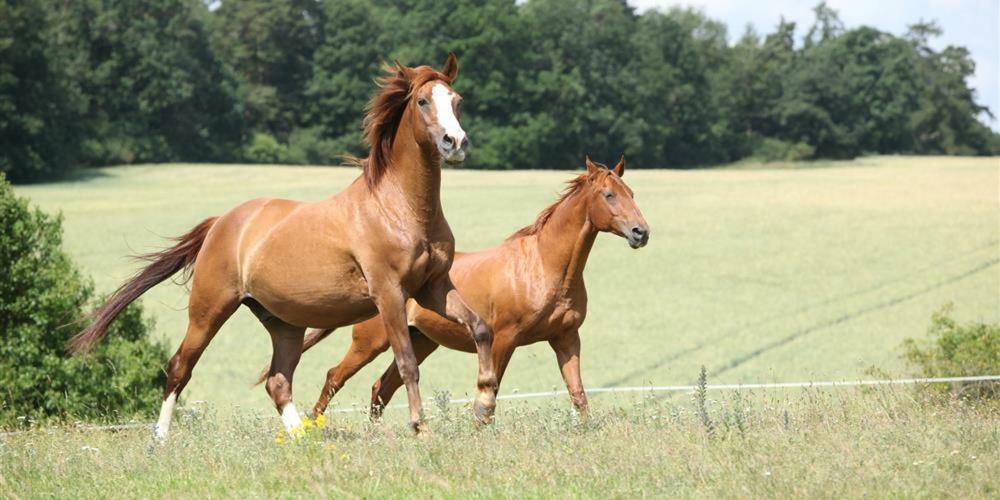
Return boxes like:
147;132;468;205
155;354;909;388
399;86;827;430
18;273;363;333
345;374;1000;412
4;375;996;436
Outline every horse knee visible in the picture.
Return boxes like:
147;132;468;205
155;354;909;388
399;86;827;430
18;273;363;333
395;358;419;384
324;366;343;391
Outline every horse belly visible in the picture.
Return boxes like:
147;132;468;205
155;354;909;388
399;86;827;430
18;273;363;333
245;247;375;329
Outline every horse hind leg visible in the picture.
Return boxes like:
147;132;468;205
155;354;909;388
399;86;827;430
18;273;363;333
155;284;240;441
246;299;306;432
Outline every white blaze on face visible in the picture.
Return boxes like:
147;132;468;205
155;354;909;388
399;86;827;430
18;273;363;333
431;83;465;145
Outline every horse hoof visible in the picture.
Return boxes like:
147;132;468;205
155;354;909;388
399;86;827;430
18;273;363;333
408;420;426;435
472;396;495;425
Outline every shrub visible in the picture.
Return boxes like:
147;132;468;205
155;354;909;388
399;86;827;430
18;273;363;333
285;127;349;166
243;132;287;164
901;304;999;399
0;174;168;427
751;137;816;163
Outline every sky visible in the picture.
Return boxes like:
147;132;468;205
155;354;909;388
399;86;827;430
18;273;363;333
628;0;1000;131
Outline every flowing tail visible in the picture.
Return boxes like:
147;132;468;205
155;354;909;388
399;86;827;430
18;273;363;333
254;327;335;385
67;217;219;354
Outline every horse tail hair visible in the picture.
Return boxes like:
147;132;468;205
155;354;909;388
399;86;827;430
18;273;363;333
67;217;219;354
254;327;336;386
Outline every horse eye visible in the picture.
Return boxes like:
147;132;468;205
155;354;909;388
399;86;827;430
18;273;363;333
604;192;615;200
417;97;428;107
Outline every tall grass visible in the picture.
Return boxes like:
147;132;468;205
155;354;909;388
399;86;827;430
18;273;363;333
2;387;997;497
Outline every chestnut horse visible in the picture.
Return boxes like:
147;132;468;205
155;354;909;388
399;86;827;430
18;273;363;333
69;54;498;438
286;156;649;417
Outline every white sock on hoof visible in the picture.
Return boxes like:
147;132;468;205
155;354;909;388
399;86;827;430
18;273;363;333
154;392;177;441
281;402;302;432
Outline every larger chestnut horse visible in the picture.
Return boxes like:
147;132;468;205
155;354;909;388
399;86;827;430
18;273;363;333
69;54;498;438
289;156;649;417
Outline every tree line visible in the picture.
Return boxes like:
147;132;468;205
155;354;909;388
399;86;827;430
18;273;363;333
2;0;997;183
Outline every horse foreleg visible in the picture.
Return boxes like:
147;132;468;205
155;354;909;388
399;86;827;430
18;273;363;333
549;330;588;417
373;290;425;432
415;277;497;425
369;329;439;419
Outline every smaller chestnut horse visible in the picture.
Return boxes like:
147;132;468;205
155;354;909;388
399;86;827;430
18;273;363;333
284;157;649;416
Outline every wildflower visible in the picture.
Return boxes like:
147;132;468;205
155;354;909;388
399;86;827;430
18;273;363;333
289;426;306;440
340;453;350;463
326;443;337;451
274;430;286;445
315;414;327;428
301;417;314;429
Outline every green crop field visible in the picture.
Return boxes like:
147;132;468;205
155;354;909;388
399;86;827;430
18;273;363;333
13;156;1000;414
6;156;1000;496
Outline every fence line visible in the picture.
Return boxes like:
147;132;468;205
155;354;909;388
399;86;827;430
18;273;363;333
4;375;996;436
352;374;1000;411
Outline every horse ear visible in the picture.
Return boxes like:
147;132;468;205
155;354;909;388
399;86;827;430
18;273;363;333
585;155;600;175
442;52;459;82
612;154;626;177
394;60;416;81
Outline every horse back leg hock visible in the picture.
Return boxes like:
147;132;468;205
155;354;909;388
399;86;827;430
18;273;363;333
156;288;239;440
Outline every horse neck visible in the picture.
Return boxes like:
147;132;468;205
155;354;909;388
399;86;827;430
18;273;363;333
534;193;597;294
374;108;442;226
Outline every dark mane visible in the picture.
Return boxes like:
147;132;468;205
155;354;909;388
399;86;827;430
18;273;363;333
354;64;452;189
507;169;605;240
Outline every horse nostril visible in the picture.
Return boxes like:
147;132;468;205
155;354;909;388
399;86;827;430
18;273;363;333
443;135;455;148
631;226;646;238
460;137;469;150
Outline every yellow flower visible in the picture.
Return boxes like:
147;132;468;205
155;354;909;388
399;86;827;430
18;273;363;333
315;414;327;428
326;443;337;451
301;417;314;429
289;426;306;439
274;430;286;445
340;453;350;462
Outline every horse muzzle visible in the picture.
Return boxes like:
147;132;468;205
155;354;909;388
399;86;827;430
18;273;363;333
627;225;650;248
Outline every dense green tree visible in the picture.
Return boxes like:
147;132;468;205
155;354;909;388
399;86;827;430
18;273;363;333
629;8;733;166
50;0;239;165
211;0;322;145
298;0;383;163
2;0;997;181
0;0;86;182
906;22;997;155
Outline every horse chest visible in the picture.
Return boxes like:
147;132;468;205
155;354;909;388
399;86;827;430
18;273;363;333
512;293;585;344
401;239;453;287
546;297;586;331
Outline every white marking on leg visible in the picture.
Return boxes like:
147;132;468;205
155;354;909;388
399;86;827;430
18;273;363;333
154;392;177;441
280;402;302;432
432;83;465;144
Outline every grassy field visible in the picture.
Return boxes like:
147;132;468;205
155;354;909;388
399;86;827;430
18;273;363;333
5;156;1000;496
13;156;999;413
